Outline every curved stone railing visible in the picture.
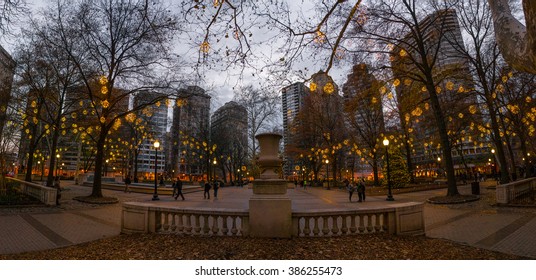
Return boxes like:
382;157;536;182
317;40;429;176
293;210;390;237
292;202;423;236
122;203;249;236
122;202;424;237
496;177;536;205
6;177;57;206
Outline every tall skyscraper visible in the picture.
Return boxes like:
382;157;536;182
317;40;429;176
133;91;168;179
281;82;307;177
0;45;15;144
210;101;248;181
170;86;211;180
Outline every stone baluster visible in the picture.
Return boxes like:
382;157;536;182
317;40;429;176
374;213;382;232
321;216;330;236
155;211;162;231
313;217;320;236
221;215;229;235
349;215;357;234
170;213;177;232
358;215;365;233
177;213;184;233
303;217;311;237
383;212;388;232
184;214;192;234
366;215;373;232
231;216;238;236
341;215;348;235
163;213;170;231
212;215;220;235
331;216;339;235
194;214;201;234
202;215;210;235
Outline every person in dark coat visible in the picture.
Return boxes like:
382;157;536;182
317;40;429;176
346;181;355;202
203;181;211;199
213;180;219;199
124;175;132;193
357;179;366;202
174;178;184;200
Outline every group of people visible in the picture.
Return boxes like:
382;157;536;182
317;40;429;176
345;179;366;202
123;175;225;200
203;180;224;199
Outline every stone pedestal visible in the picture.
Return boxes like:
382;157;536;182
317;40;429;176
248;133;292;238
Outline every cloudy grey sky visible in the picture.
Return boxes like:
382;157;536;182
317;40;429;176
1;0;352;112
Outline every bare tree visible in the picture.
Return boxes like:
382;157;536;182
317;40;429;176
448;0;511;183
38;0;180;198
14;22;84;185
234;85;279;162
0;0;27;34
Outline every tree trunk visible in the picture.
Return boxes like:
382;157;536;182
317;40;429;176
488;0;536;74
46;125;61;187
487;99;511;184
91;131;107;198
426;81;459;196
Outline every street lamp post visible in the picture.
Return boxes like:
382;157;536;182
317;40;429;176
437;157;441;177
325;159;330;190
212;158;217;181
105;159;109;177
383;138;394;201
55;154;60;177
152;140;160;201
491;149;497;180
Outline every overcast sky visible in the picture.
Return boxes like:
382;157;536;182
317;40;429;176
1;0;525;113
1;0;353;114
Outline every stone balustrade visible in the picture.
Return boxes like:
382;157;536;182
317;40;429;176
6;177;57;206
292;202;423;236
122;202;249;236
496;177;536;205
122;202;424;237
293;210;391;237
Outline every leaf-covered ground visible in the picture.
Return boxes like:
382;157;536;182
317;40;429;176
1;233;526;260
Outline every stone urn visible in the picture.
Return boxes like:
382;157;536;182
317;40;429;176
255;133;283;180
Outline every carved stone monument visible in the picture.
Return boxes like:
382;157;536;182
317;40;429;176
248;133;292;238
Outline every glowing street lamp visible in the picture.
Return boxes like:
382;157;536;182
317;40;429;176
383;138;394;201
212;158;217;180
325;159;330;190
491;148;497;180
152;140;160;201
56;154;60;177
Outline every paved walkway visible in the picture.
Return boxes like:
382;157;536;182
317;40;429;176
1;180;535;258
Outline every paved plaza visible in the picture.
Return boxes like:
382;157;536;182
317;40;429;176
1;180;535;258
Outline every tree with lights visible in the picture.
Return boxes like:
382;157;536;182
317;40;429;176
35;0;180;199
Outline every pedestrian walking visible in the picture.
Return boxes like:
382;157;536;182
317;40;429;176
203;181;211;199
346;181;355;202
213;180;219;199
124;175;132;193
174;178;185;200
357;179;366;202
54;176;61;206
159;175;165;187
